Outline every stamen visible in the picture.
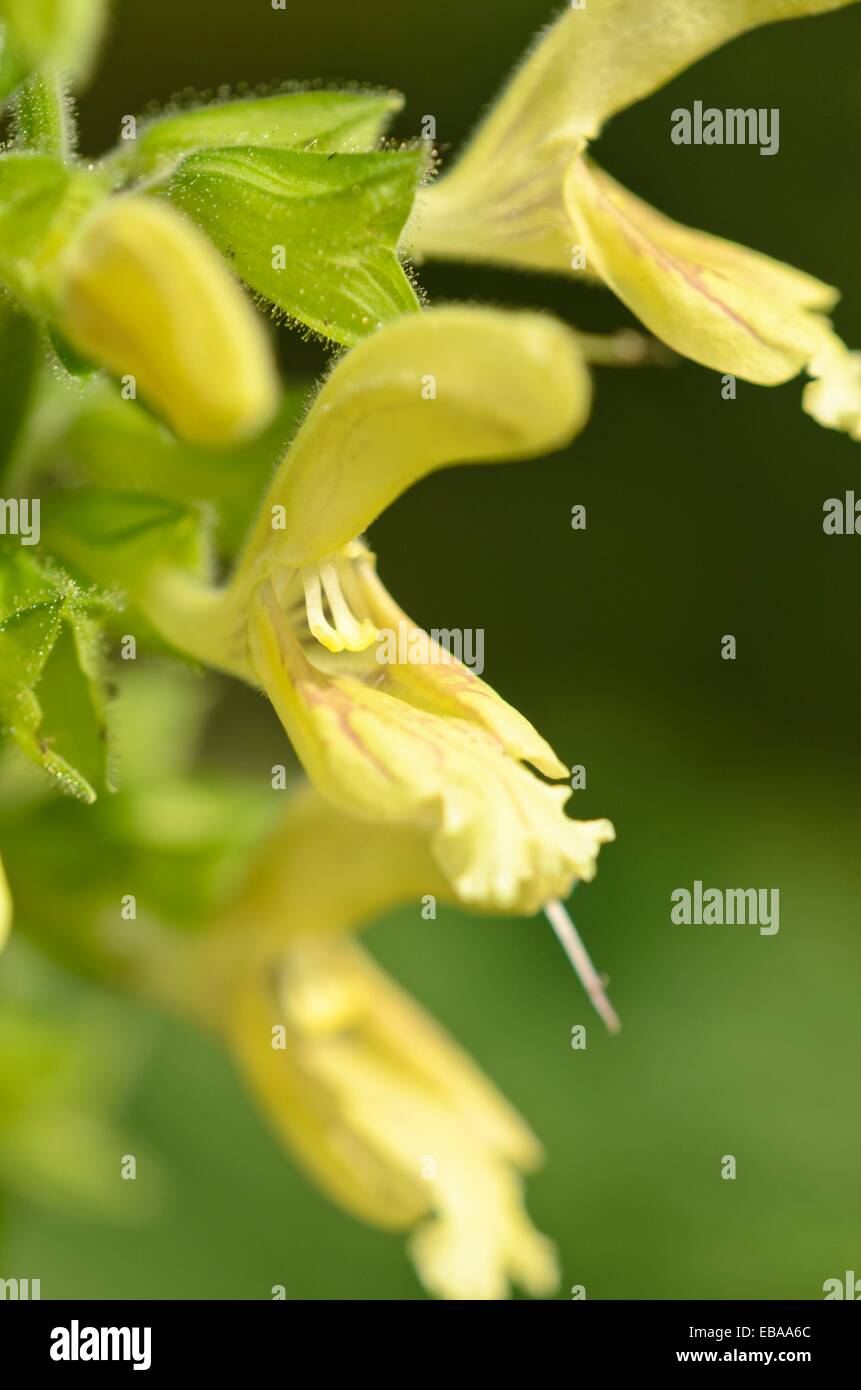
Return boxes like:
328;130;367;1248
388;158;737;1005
543;898;621;1035
319;561;377;651
335;550;379;626
300;567;344;652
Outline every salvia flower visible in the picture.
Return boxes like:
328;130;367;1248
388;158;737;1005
146;306;614;915
185;788;560;1301
232;939;558;1300
248;543;614;913
410;0;861;437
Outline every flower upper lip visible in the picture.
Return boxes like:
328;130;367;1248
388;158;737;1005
410;0;861;438
230;303;592;578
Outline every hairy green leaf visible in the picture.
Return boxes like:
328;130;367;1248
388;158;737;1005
0;549;114;800
123;88;405;178
159;145;425;346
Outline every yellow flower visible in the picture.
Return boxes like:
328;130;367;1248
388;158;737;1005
186;788;560;1300
247;546;613;915
231;940;558;1300
56;195;280;444
144;306;613;915
0;853;11;954
410;0;861;437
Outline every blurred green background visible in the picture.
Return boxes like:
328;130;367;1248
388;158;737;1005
3;0;861;1299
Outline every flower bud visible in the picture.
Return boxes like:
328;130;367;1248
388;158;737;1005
57;195;279;444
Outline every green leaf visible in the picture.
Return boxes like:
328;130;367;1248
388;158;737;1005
49;381;308;556
159;145;425;347
39;490;212;593
0;549;114;801
0;0;109;91
1;663;281;941
3;763;278;939
122;88;405;179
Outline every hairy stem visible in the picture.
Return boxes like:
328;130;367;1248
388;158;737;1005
15;68;76;160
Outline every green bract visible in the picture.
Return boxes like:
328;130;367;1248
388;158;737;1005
0;549;113;801
158;144;424;345
103;88;427;346
0;89;425;378
121;88;406;175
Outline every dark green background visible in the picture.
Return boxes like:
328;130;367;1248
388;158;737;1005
4;0;861;1298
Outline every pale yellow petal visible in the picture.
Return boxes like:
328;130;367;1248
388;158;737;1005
217;783;452;947
226;938;557;1298
57;196;279;444
227;962;426;1229
237;306;591;574
409;1172;559;1301
247;581;614;915
412;0;856;272
410;155;576;275
355;551;568;779
565;158;828;384
802;323;861;439
452;0;857;152
289;942;543;1169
